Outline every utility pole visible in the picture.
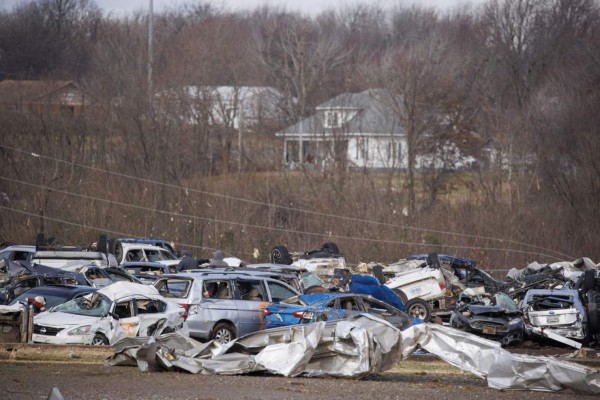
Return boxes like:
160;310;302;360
237;100;243;174
147;0;154;95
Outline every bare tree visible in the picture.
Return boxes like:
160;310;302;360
252;10;352;123
0;0;100;80
367;26;451;213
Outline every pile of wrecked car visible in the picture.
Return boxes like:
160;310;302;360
2;237;600;395
375;251;600;350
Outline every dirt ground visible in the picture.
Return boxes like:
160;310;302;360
1;344;598;400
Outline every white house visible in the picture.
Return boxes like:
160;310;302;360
155;85;285;130
276;89;407;170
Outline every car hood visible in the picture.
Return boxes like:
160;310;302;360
35;311;100;327
467;305;520;317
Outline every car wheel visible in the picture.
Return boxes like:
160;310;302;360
113;241;123;264
405;298;431;322
211;323;235;344
321;242;340;255
371;265;386;284
91;333;109;346
97;234;108;253
271;245;292;265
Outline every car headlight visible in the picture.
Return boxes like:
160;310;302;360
508;318;522;326
68;325;92;335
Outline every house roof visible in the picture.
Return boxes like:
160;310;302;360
0;80;81;104
157;85;283;106
277;89;405;137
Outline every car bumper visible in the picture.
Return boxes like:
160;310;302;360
451;314;523;345
32;332;94;345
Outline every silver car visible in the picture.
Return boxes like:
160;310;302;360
154;272;301;343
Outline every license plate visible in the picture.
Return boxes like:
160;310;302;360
410;287;422;295
482;325;497;335
546;316;560;324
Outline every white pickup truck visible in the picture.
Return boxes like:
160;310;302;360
384;253;470;322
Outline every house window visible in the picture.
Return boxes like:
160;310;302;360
325;111;341;128
357;137;368;161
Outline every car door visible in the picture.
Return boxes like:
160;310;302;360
190;278;239;340
110;299;140;343
136;298;170;336
234;278;268;336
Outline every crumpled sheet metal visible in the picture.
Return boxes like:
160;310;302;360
108;317;600;394
108;314;402;378
403;323;600;394
0;304;25;314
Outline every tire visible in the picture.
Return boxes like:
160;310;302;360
97;234;108;254
321;242;340;255
405;298;431;322
271;245;292;265
113;240;124;264
580;270;596;293
91;333;109;346
211;322;235;344
371;265;386;285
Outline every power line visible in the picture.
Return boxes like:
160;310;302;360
0;205;235;258
0;203;566;262
0;144;572;260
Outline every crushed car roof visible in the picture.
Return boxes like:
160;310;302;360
98;281;161;301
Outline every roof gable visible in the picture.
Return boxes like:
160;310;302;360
0;80;85;105
278;89;404;137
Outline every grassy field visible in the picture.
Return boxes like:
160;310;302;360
0;343;112;363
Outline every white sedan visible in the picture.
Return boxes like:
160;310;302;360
33;281;188;345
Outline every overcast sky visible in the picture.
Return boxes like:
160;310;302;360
4;0;487;16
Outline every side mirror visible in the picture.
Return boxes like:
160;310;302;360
109;312;120;320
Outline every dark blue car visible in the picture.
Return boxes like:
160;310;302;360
263;292;422;330
9;284;98;311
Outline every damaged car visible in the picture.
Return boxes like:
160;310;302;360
384;253;506;323
263;292;421;330
450;289;524;346
9;284;98;311
154;272;300;344
0;260;89;304
32;281;187;346
520;289;591;346
270;242;346;282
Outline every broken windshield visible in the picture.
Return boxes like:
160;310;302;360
52;293;111;317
